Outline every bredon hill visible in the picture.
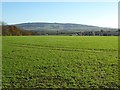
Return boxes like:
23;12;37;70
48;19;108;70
1;22;118;36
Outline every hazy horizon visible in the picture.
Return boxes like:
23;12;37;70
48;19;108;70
6;21;117;29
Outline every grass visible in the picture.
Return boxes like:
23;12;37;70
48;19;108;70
2;36;119;89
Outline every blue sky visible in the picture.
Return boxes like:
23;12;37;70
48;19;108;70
2;2;118;28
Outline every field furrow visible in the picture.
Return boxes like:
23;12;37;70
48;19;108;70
2;36;119;88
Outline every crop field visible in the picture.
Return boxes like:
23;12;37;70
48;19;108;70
2;36;119;89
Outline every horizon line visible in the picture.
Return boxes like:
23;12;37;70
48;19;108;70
7;21;118;29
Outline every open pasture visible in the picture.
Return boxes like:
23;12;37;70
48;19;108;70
2;36;118;88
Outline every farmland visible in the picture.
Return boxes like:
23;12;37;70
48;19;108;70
2;36;119;89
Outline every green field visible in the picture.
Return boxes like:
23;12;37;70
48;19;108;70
2;36;119;89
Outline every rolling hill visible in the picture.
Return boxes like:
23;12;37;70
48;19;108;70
15;22;117;32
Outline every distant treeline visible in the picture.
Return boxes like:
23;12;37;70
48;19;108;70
0;25;119;36
1;25;38;36
70;30;118;36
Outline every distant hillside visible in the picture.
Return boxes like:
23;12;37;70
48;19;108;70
15;22;117;32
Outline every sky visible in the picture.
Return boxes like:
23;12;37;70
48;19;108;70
1;0;119;2
2;2;118;28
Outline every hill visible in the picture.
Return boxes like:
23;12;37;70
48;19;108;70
15;22;117;33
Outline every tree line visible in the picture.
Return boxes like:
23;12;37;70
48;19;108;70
1;25;37;36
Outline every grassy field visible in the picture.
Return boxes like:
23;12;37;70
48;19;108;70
2;36;119;89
